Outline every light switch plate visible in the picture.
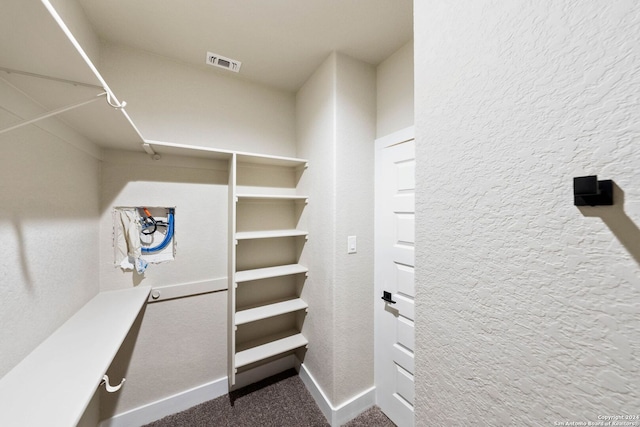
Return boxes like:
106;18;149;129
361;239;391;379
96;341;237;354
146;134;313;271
347;235;357;254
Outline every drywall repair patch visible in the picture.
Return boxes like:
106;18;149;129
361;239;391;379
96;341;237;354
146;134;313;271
113;206;176;274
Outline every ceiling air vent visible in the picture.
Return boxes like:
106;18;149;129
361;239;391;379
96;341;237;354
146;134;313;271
206;51;241;73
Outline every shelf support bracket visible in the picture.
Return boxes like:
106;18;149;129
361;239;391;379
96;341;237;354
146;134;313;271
0;92;106;136
142;142;161;160
0;66;103;90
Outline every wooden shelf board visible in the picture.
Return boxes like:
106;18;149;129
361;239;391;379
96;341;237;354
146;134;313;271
235;333;308;368
235;264;308;283
0;286;151;427
235;229;308;240
236;298;308;325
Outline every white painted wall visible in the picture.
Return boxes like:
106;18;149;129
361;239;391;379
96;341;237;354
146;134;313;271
334;54;376;404
296;53;337;402
99;43;297;157
97;150;229;416
297;52;376;407
0;121;100;378
376;39;414;138
414;1;640;425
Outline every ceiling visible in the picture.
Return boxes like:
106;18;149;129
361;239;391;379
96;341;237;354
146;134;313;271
76;0;413;92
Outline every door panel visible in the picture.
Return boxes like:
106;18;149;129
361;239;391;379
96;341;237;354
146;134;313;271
392;246;414;268
393;294;414;321
397;316;414;352
395;214;415;244
396;160;415;191
396;264;414;298
396;366;415;405
392;343;414;374
393;193;415;213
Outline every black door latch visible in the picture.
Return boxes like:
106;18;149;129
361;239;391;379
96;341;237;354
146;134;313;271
381;291;397;304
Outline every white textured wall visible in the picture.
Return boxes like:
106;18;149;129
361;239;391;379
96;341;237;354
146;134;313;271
98;150;229;415
99;43;297;157
297;53;337;402
334;53;376;404
414;1;640;425
0;124;100;378
297;52;376;407
376;39;414;138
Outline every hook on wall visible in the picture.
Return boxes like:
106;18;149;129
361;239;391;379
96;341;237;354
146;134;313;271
573;175;614;206
101;374;125;393
105;92;127;110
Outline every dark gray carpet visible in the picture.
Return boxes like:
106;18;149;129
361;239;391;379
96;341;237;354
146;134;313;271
143;370;395;427
342;406;395;427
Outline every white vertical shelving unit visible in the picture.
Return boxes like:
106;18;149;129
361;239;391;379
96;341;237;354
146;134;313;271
142;143;311;388
229;153;309;386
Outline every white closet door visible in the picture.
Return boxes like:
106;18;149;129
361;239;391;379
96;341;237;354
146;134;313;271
375;129;415;427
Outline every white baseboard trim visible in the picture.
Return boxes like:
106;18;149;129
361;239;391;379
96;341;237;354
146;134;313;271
298;364;375;427
100;362;374;427
100;357;299;426
99;376;228;427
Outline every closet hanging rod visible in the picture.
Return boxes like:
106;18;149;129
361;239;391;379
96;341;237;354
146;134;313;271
0;66;103;90
0;92;106;135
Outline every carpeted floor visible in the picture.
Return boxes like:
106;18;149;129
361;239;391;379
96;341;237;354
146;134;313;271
144;370;395;427
341;406;396;427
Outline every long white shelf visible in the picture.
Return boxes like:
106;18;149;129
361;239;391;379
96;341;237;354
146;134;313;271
236;194;309;202
235;264;309;283
144;141;309;166
0;286;151;427
235;229;308;240
235;333;308;368
236;152;308;168
235;298;308;325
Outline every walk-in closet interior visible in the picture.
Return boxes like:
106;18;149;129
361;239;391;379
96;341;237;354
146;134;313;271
3;1;640;426
0;1;414;426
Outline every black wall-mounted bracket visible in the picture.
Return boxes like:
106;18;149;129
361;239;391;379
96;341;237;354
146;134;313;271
573;175;614;206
